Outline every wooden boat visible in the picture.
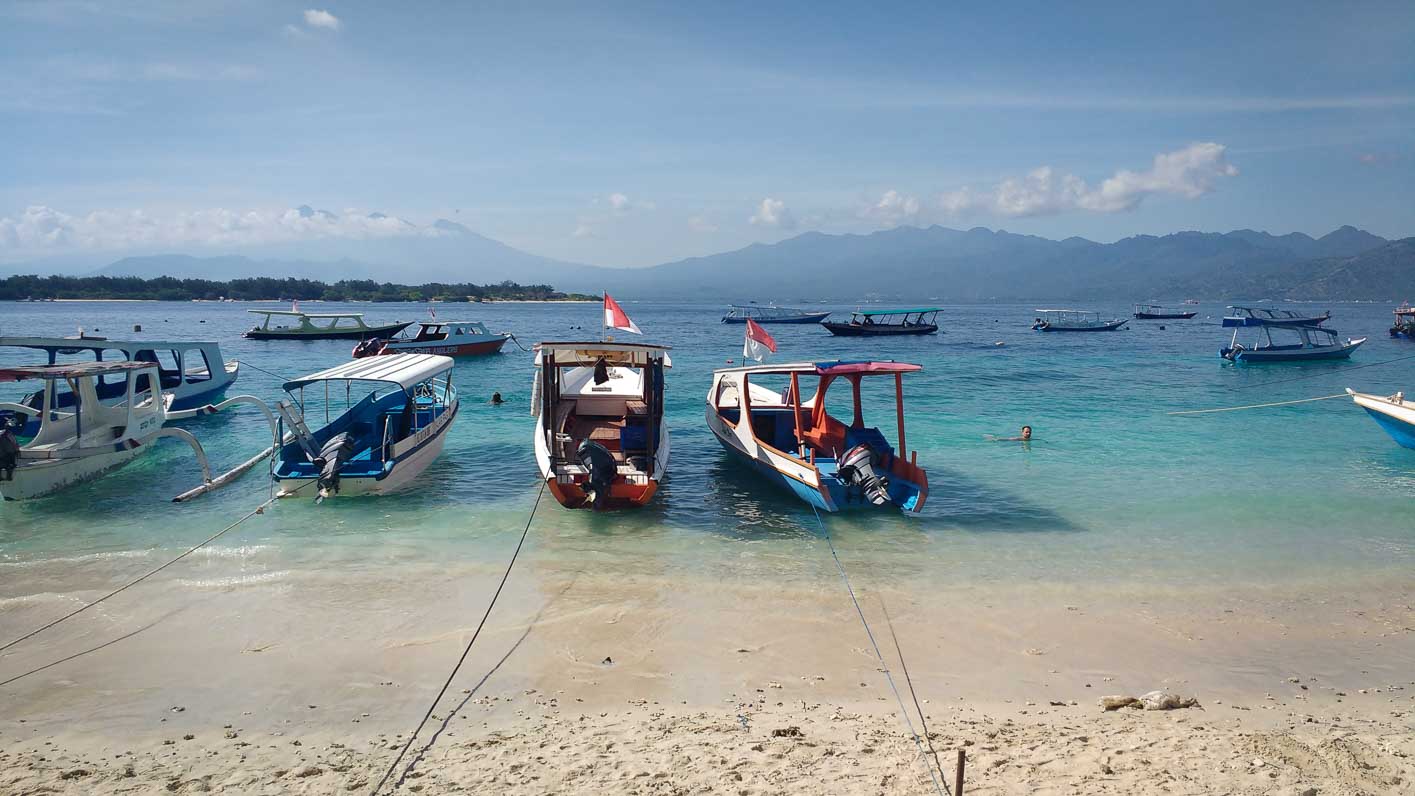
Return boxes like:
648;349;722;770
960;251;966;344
532;342;670;510
722;304;832;324
0;362;209;500
271;354;458;500
706;360;927;512
1032;309;1127;332
822;308;940;336
1346;389;1415;448
1224;306;1331;327
1390;304;1415;338
352;320;510;358
1132;304;1197;320
245;309;411;341
0;337;237;437
1220;315;1364;362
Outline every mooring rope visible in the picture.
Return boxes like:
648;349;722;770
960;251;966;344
234;359;293;384
505;333;534;353
1167;393;1350;416
1229;351;1415;391
370;480;546;796
0;479;312;658
809;505;950;796
879;595;950;785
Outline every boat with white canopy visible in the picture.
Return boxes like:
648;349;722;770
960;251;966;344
245;309;411;341
1220;312;1364;362
1032;309;1127;332
272;354;458;500
722;304;832;324
531;342;670;510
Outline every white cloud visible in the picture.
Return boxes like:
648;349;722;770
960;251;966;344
938;142;1238;218
608;193;631;212
749;198;796;230
303;9;340;30
0;205;451;255
572;222;597;239
688;215;718;233
859;190;921;226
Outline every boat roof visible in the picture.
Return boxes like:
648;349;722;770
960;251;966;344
0;336;219;351
248;309;365;318
535;341;672;367
728;304;808;310
416;320;487;327
283;353;453;391
714;360;922;376
853;307;940;316
0;360;156;382
1035;308;1096;314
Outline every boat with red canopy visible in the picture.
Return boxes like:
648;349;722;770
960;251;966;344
705;360;927;512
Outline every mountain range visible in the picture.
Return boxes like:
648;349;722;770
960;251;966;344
3;214;1410;301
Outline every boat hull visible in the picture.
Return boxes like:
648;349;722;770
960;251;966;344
722;312;831;324
246;322;412;341
534;421;669;510
822;322;938;337
1133;312;1197;320
1222;338;1365;362
1348;391;1415;448
366;337;508;357
1034;319;1128;332
1391;325;1415;339
1;445;144;501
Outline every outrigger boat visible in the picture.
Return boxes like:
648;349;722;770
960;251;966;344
722;304;832;325
0;362;223;500
1346;388;1415;448
706;361;927;512
1224;306;1331;327
352;320;510;358
822;308;940;337
0;337;238;436
1132;304;1197;320
532;342;670;510
271;354;458;500
1221;313;1365;362
1032;309;1127;332
245;309;411;341
1390;304;1415;339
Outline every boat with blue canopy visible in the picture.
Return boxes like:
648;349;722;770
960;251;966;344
1032;309;1127;332
706;360;927;512
722;304;832;324
822;308;940;336
1390;304;1415;339
1220;312;1364;362
1346;388;1415;448
272;353;458;501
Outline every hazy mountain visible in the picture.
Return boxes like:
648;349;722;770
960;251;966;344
1164;238;1415;300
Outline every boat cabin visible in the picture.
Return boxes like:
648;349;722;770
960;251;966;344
1391;304;1415;338
404;321;493;342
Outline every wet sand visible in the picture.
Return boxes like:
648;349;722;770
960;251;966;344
3;552;1414;794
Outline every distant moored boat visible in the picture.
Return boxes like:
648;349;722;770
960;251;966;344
822;308;940;336
722;304;832;324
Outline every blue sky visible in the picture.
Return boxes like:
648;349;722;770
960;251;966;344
1;0;1412;268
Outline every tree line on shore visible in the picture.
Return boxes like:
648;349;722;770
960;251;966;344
0;275;594;302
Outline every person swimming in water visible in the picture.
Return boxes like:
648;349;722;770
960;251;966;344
987;425;1032;442
491;392;505;405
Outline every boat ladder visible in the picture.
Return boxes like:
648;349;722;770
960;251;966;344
275;400;321;461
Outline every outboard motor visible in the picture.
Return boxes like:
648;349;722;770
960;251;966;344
314;432;358;502
576;439;617;510
836;444;892;506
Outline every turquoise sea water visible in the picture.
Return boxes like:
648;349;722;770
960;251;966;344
1;300;1413;598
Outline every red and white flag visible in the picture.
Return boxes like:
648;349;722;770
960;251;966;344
743;318;777;362
603;293;641;335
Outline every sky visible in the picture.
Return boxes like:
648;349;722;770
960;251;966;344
1;0;1413;269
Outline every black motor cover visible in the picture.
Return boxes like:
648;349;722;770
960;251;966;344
836;443;892;506
576;439;617;509
315;432;358;497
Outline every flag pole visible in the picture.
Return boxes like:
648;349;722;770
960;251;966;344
601;291;607;342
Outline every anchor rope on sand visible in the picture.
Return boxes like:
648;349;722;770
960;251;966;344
879;595;950;785
371;480;546;796
809;505;950;796
0;478;315;660
1167;393;1349;416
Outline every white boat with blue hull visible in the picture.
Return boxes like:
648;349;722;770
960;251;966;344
1220;312;1365;363
706;361;928;513
272;354;458;501
1346;389;1415;448
0;337;238;435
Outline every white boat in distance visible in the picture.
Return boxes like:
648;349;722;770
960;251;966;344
271;354;459;500
245;309;412;341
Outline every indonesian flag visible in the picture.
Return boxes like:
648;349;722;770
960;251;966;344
743;318;777;362
603;293;641;335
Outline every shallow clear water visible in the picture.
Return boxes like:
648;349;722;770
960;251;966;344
2;300;1413;597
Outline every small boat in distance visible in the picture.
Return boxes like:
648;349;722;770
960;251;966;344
1390;304;1415;339
245;309;411;341
1220;313;1364;362
1346;388;1415;448
706;360;928;512
532;342;670;510
0;337;238;436
822;308;940;336
1133;303;1198;320
1224;305;1331;327
1183;299;1201;305
722;304;832;324
353;320;510;358
271;354;458;500
1032;309;1128;332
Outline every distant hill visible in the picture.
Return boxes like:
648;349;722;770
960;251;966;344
1167;238;1415;301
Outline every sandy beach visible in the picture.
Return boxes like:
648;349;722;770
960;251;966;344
3;553;1413;794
